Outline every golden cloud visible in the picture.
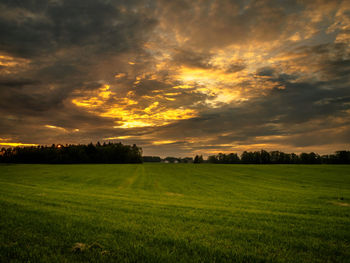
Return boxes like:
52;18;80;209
72;84;197;128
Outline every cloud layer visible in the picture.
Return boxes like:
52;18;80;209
0;0;349;156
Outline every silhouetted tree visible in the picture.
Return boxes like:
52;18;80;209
241;151;254;163
0;142;143;164
260;150;270;164
193;155;203;163
203;150;350;164
207;153;240;164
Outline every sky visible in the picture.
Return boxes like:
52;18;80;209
0;0;349;157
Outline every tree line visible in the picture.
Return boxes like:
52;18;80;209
1;144;349;164
144;150;350;164
0;142;142;164
198;150;350;164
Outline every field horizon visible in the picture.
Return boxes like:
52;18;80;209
0;163;349;262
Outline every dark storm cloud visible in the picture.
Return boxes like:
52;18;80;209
256;67;276;77
0;0;156;58
0;0;158;140
321;59;350;78
0;78;40;88
156;0;308;50
171;49;213;69
225;62;246;73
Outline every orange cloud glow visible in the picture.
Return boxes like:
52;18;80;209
0;142;38;147
72;84;197;128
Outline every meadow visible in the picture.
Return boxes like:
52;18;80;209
0;164;349;262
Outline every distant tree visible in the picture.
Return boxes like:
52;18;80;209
219;154;224;163
335;151;350;164
226;153;240;164
298;152;321;164
0;142;143;164
205;150;350;165
207;153;240;164
241;151;255;164
198;155;203;163
290;153;299;164
260;150;270;164
207;155;217;163
193;155;203;163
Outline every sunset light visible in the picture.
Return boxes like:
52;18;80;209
1;2;349;262
0;0;348;156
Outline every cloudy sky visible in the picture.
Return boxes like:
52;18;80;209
0;0;349;157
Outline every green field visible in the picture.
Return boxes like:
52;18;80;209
0;164;349;262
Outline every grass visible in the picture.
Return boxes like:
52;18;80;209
0;164;349;262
